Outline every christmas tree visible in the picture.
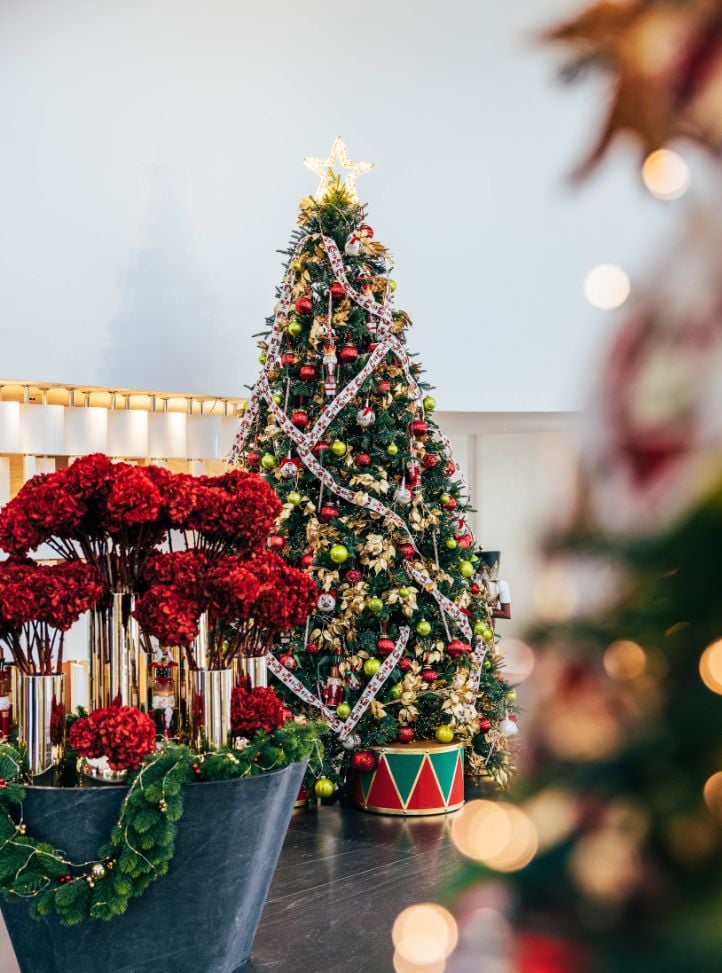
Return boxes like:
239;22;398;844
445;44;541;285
231;139;516;793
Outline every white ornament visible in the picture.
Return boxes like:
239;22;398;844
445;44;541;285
499;718;518;738
345;233;361;256
356;406;376;428
280;459;298;479
317;591;337;612
394;486;413;506
342;732;362;750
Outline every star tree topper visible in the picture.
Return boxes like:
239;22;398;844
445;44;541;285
304;136;373;201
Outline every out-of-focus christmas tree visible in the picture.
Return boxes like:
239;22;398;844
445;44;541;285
231;139;516;795
395;5;722;973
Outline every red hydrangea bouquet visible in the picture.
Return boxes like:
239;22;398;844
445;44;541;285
70;704;157;772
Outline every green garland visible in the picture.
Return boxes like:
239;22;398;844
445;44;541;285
0;722;323;926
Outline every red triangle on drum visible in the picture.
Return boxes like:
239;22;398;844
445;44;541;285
351;770;366;805
406;756;445;811
448;752;464;806
365;755;404;810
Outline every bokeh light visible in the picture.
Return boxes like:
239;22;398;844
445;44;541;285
699;639;722;695
603;640;647;681
392;903;458;967
451;800;538;872
524;789;578;851
533;564;577;622
703;772;722;819
584;264;631;310
642;148;690;200
498;639;535;685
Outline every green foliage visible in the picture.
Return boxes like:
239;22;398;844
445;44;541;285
0;721;322;926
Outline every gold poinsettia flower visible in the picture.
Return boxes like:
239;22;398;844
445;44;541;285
369;699;387;719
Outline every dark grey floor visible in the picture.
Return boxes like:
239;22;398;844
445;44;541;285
0;803;465;973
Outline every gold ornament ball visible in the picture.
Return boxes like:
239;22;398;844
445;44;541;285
423;395;436;412
435;725;455;744
387;443;399;456
446;538;458;550
314;777;335;799
390;683;402;699
482;627;494;642
291;259;304;272
272;394;282;405
287;321;303;337
506;689;517;703
331;440;347;457
473;621;486;636
416;619;432;636
287;491;302;506
258;353;267;364
439;493;451;505
336;702;351;719
388;279;397;292
261;453;277;470
90;863;107;880
398;586;410;599
459;560;474;578
366;597;384;614
330;544;350;564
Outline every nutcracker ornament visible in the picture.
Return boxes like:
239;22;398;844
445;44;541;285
0;663;11;740
322;336;338;397
323;665;344;708
149;648;178;738
479;551;512;622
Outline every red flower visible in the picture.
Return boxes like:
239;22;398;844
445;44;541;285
231;685;287;738
0;471;84;554
133;585;201;647
142;550;211;596
69;704;156;771
188;471;282;555
244;551;318;632
105;466;163;534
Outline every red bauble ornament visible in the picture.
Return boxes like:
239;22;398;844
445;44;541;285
300;552;314;569
345;569;362;584
376;380;391;394
446;639;470;658
268;534;285;551
329;282;346;300
422;453;439;469
397;727;415;743
319;504;340;522
246;450;261;467
305;641;320;654
398;543;415;560
279;654;297;671
339;345;359;364
351;750;376;774
398;657;412;672
312;441;330;458
457;534;472;549
479;718;492;733
443;495;457;510
359;224;374;239
376;637;396;656
299;364;316;380
409;419;428;438
355;452;371;467
281;352;298;368
470;582;481;595
295;295;313;316
421;668;438;683
291;410;309;429
444;460;456;478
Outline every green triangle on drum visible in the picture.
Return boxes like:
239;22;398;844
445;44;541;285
365;755;404;811
406;756;445;811
431;748;460;803
385;752;425;806
360;770;374;802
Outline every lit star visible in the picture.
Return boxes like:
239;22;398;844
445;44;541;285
304;136;374;201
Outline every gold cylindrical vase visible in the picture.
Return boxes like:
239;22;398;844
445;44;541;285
89;592;144;708
19;673;65;778
239;655;268;688
190;668;232;750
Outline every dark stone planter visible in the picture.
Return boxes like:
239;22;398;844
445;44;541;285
1;759;307;973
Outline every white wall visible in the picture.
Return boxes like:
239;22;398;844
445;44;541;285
0;0;685;410
442;411;578;634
